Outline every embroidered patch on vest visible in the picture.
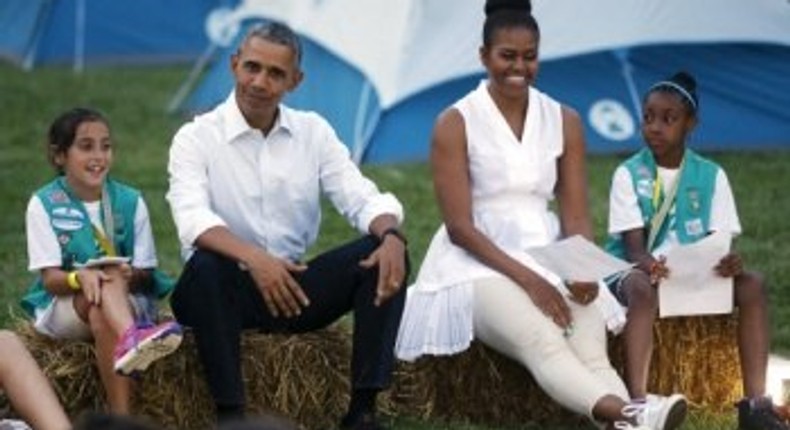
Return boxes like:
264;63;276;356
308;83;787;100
636;178;653;198
47;189;69;204
57;234;70;246
684;218;704;237
686;187;701;213
51;206;84;220
51;207;85;231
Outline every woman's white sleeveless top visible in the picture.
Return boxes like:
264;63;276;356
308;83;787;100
395;81;565;360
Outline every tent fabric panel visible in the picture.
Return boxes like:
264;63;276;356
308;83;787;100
361;43;790;164
182;18;380;158
628;43;790;151
0;0;48;65
0;0;240;68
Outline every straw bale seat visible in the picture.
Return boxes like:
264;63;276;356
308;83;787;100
388;314;742;428
3;314;742;429
7;322;353;430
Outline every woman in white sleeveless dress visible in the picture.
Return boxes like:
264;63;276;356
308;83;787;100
395;1;683;429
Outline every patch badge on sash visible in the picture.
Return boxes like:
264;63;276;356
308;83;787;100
684;218;704;237
52;218;83;231
48;190;69;204
687;188;701;213
636;164;651;179
52;207;84;220
113;212;125;233
51;207;85;231
636;178;653;198
57;234;70;246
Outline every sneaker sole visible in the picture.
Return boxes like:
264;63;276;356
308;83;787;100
659;395;688;430
114;326;183;376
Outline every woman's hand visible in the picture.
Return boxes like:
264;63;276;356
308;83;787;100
522;278;572;330
567;281;599;306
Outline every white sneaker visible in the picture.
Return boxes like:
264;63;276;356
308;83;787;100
645;393;688;430
622;394;688;430
614;421;652;430
0;420;33;430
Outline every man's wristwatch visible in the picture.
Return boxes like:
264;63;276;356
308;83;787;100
379;227;408;246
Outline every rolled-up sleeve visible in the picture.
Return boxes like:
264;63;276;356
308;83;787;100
316;119;404;234
166;126;227;250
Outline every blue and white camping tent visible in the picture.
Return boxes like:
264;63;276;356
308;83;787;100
176;0;790;164
0;0;239;71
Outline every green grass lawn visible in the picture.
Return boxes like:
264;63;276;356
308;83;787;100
1;63;788;429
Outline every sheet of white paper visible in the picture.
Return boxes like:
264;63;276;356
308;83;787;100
659;231;733;318
526;235;633;282
74;256;131;269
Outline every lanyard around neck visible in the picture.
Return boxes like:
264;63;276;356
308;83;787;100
647;157;685;251
57;177;117;257
95;186;117;256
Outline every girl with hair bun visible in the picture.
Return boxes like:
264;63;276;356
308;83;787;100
605;71;787;430
396;1;670;428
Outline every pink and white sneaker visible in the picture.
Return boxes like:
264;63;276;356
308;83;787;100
113;321;183;376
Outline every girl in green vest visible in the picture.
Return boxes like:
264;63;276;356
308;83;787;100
22;108;182;415
605;72;784;430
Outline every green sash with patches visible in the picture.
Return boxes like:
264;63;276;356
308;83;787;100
605;148;719;259
21;177;173;316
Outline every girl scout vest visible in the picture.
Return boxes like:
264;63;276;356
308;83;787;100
21;177;173;316
605;148;719;259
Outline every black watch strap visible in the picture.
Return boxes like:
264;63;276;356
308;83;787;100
380;227;407;246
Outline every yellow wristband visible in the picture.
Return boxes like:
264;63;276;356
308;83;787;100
67;271;81;290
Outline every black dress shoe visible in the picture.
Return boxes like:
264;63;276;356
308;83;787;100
339;412;385;430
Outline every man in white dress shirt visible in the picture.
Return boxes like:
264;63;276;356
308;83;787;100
166;21;408;430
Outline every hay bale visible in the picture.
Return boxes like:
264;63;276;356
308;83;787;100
649;314;741;409
12;322;352;430
388;342;585;427
390;314;741;427
13;323;105;413
6;313;741;428
607;314;742;411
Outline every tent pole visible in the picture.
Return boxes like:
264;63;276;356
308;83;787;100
167;43;219;113
74;0;85;73
23;0;54;70
352;80;377;164
616;48;641;119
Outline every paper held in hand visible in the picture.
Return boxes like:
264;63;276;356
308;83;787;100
74;256;131;269
526;235;633;283
658;231;733;318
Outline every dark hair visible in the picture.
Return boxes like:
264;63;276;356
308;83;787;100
645;71;699;115
241;21;302;67
483;0;539;47
47;107;109;173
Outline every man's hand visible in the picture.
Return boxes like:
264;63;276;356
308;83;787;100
245;250;309;318
359;235;407;306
